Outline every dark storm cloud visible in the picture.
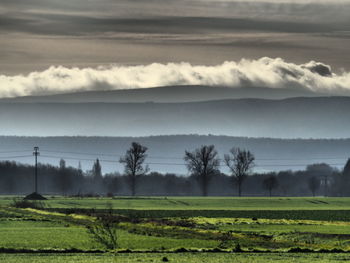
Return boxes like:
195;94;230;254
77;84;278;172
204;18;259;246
302;62;332;77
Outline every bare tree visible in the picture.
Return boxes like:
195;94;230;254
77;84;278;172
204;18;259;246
262;175;279;197
308;176;320;197
184;145;220;196
119;142;149;196
224;148;255;197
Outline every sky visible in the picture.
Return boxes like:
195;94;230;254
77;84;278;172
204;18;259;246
0;0;350;96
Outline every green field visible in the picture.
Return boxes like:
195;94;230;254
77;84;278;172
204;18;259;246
1;196;350;210
0;196;350;262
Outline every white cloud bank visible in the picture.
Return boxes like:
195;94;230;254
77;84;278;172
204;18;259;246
0;57;349;98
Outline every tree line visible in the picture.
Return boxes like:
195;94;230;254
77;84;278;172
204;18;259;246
0;142;349;196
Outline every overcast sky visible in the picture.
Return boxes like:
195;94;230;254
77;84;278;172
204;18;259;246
1;0;349;74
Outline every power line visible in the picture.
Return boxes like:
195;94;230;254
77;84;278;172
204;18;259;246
0;150;33;154
256;163;344;167
41;149;121;157
0;150;346;168
39;154;345;168
0;151;346;167
0;148;347;162
41;155;117;163
256;157;348;161
40;155;186;166
40;148;349;161
41;149;184;160
0;155;32;159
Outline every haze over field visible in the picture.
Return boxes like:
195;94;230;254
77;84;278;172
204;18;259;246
1;135;350;174
0;95;349;138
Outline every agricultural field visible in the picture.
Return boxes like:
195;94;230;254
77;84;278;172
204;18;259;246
1;196;350;210
0;196;350;262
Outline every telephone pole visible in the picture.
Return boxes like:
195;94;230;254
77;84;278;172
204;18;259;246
33;146;40;193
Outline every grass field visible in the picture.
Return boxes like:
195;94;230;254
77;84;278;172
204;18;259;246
0;196;349;262
1;196;350;210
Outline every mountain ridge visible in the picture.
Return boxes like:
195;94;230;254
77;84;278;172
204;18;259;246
0;96;349;138
0;85;329;103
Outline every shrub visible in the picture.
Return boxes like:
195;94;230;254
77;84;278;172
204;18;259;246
218;231;236;249
11;199;45;209
87;215;118;250
106;192;114;198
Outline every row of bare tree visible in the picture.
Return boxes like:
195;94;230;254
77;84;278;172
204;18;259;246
1;142;348;196
120;142;255;196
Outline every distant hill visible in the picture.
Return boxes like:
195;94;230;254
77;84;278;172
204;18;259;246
0;85;325;103
0;96;349;138
0;135;349;174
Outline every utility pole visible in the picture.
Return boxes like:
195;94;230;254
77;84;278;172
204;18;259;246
33;146;40;193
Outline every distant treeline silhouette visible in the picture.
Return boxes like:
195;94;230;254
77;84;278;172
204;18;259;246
0;143;349;197
0;161;349;196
